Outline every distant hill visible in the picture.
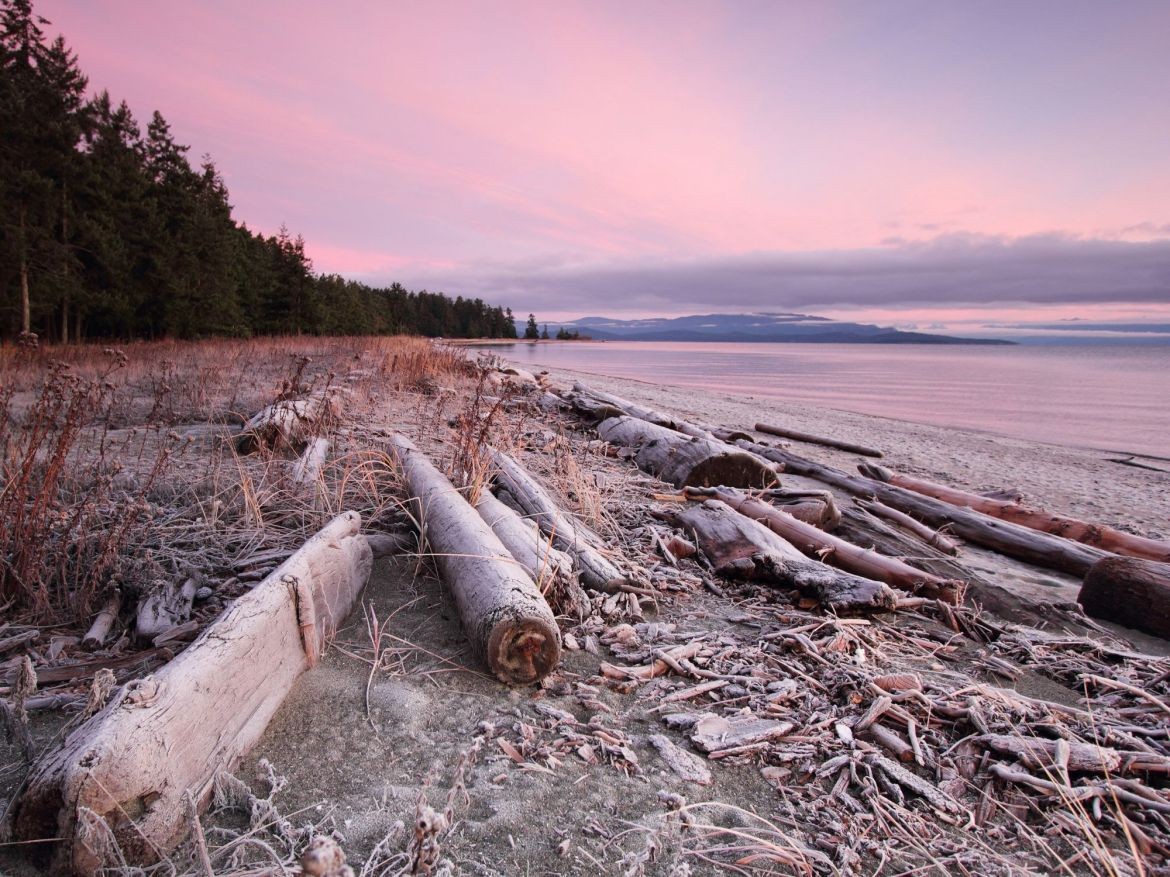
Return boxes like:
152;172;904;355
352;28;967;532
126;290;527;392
549;313;1012;344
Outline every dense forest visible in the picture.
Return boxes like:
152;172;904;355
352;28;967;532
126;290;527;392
0;0;519;342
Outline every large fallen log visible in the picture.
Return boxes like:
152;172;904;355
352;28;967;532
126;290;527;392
491;449;631;593
473;488;588;619
736;440;1107;577
599;416;779;489
389;435;561;684
755;421;883;458
1079;557;1170;638
834;508;979;592
859;463;1170;563
569;383;752;441
13;512;373;876
658;499;896;612
684;486;963;603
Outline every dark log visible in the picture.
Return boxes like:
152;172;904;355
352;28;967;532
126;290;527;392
388;435;561;685
1080;557;1170;638
659;499;896;612
735;440;1107;577
684;486;963;602
490;449;631;593
859;463;1170;563
599;416;779;489
13;513;372;876
855;498;960;555
755;421;883;458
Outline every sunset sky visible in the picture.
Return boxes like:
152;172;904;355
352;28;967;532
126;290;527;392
40;0;1170;337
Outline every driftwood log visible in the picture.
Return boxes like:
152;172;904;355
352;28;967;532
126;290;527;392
234;395;334;454
685;486;963;603
736;440;1107;577
134;577;197;642
834;508;981;593
13;512;373;876
659;499;896;612
292;436;331;484
599;416;779;489
860;463;1170;563
755;421;883;458
491;449;630;593
389;435;561;684
1079;557;1170;638
855;498;960;555
473;488;588;618
81;591;122;651
568;383;752;441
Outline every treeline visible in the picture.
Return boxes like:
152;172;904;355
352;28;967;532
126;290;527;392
0;0;518;342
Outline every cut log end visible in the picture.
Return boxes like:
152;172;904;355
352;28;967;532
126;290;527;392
1080;556;1170;639
487;620;562;685
684;454;779;490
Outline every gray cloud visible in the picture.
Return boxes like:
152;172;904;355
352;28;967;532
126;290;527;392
404;232;1170;316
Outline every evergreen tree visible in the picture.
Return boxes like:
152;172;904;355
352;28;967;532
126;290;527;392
524;314;539;339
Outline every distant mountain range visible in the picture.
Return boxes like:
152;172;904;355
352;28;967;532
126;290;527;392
550;313;1011;344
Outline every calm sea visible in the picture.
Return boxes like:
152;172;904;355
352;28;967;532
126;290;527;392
483;341;1170;458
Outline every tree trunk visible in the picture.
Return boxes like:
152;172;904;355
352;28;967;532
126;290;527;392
13;512;372;876
684;486;963;602
490;448;631;593
599;416;779;489
19;204;31;336
659;499;896;612
473;488;587;619
1079;557;1170;638
736;440;1107;577
755;422;883;457
860;463;1170;563
388;435;561;684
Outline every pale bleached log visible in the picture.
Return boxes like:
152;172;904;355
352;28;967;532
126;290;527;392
684;486;964;603
388;435;561;684
599;416;779;490
234;397;332;454
659;499;896;612
81;592;122;652
135;577;197;642
13;512;372;876
860;463;1170;563
473;489;588;618
491;448;631;593
566;382;755;442
292;437;331;484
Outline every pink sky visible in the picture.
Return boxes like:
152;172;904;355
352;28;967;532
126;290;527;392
39;1;1170;331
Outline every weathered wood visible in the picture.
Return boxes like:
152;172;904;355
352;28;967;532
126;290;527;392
855;498;960;555
473;488;587;618
599;416;779;489
684;486;962;602
491;448;630;593
1080;557;1170;638
861;463;1170;563
736;440;1107;577
135;577;197;642
292;437;331;484
234;396;333;454
975;734;1127;774
13;512;373;876
690;712;795;753
389;435;561;685
755;421;883;458
81;592;122;652
659;499;897;612
649;734;713;784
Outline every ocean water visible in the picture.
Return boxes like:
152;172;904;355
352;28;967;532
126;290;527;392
483;341;1170;458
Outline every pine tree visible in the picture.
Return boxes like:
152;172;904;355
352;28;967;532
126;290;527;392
524;314;539;339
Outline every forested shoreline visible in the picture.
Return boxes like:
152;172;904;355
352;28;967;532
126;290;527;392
0;0;519;343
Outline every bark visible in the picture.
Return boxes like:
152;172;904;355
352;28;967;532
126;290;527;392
685;486;963;602
755;421;883;458
1079;557;1170;638
599;416;779;489
860;463;1170;563
736;440;1106;577
388;435;561;684
13;513;372;876
473;488;588;618
659;499;897;612
19;204;31;336
490;448;631;593
135;577;198;642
